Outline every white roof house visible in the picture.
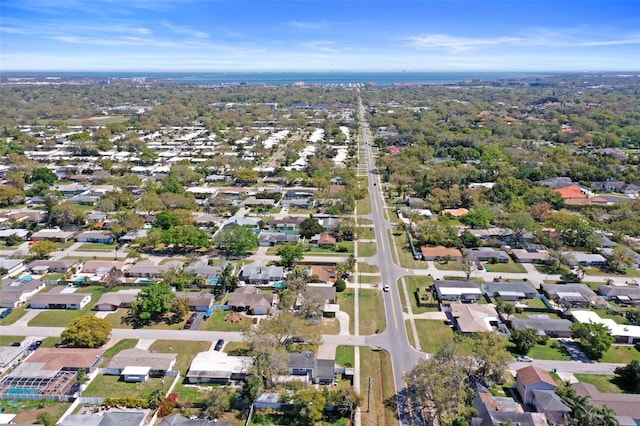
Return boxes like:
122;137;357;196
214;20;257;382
571;310;640;344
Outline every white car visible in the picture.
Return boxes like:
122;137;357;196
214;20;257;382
383;284;390;292
516;355;533;362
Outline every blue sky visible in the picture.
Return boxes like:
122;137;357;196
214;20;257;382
1;0;639;71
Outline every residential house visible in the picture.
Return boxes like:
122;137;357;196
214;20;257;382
87;212;107;223
466;249;510;264
434;280;483;303
30;287;92;310
512;247;551;264
94;290;139;311
186;349;253;384
309;265;338;285
561;251;606;267
228;286;276;315
449;303;501;334
572;382;640;423
571;310;640;344
159;414;234;426
26;259;80;275
531;390;571;425
0;258;25;276
125;260;184;278
554;185;588;200
319;217;340;231
285;351;335;385
60;412;146;426
30;229;76;242
541;284;599;309
315;232;337;248
537;177;574;190
242;196;276;208
483;281;539;301
82;260;127;274
75;231;114;244
598;285;640;308
471;382;550;426
420;246;463;262
441;208;469;217
510;317;573;338
0;276;46;308
104;348;177;381
240;264;284;285
268;217;305;231
175;291;214;312
515;365;557;405
0;229;29;242
259;231;300;247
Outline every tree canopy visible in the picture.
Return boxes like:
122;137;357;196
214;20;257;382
61;316;112;348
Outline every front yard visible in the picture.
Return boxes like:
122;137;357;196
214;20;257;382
397;276;436;314
28;286;106;327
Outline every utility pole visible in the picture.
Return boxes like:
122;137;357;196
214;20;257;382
367;376;371;413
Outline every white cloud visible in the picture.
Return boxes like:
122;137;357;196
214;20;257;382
285;20;328;30
160;22;209;39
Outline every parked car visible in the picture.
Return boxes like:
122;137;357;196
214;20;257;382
0;308;13;319
10;341;21;347
214;339;225;351
516;355;533;362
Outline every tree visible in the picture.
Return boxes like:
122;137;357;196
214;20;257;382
504;210;539;242
61;316;112;348
299;216;324;239
31;167;58;185
36;413;56;426
296;287;326;320
4;233;24;247
334;278;347;292
606;244;635;272
233;168;259;185
461;252;476;280
213;224;258;257
510;328;540;355
460;206;494;228
29;240;57;259
614;360;640;393
204;387;231;419
49;202;87;228
127;283;176;327
161;225;211;251
471;333;511;382
277;243;304;268
154;210;180;230
0;186;25;207
571;322;614;360
291;388;326;425
625;310;640;326
218;262;239;294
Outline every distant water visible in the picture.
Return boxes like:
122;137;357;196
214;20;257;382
2;71;559;86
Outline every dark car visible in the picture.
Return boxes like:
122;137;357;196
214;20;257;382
29;340;43;351
214;339;225;351
0;308;13;319
10;341;21;347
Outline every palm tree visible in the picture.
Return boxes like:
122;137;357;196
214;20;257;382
595;405;619;426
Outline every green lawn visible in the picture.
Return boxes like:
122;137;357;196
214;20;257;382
202;310;253;332
484;260;527;274
388;230;429;269
56;241;76;250
413;319;474;355
148;340;211;374
39;336;62;348
359;347;399;426
0;305;28;326
592;308;629;325
28;286;106;327
339;289;356;335
357;242;377;258
356;227;375;239
76;242;117;252
434;261;464;271
358;274;381;285
0;335;24;346
359;289;386;335
336;345;355;368
584;266;640;278
398;276;436;314
358;262;380;274
102;309;189;330
574;374;626;393
600;345;640;363
356;193;372;215
5;400;71;425
83;374;165;399
527;340;572;361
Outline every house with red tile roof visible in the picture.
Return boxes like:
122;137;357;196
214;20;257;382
420;246;462;261
554;185;587;199
516;365;557;405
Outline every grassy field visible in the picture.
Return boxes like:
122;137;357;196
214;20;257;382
148;340;211;374
601;344;640;363
356;226;375;239
574;374;626;393
339;289;356;335
359;289;386;335
584;266;640;278
316;317;341;335
413;319;474;355
6;400;71;425
83;374;165;399
484;260;527;274
527;340;572;361
433;261;464;271
202;310;253;332
76;242;117;252
336;345;355;368
28;286;106;327
359;347;399;426
358;262;380;274
103;309;193;330
359;274;381;285
356;193;372;215
358;242;377;258
398;276;436;314
388;230;429;269
0;335;24;346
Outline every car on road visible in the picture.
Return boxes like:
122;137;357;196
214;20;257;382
383;284;390;292
516;355;533;362
214;339;225;351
